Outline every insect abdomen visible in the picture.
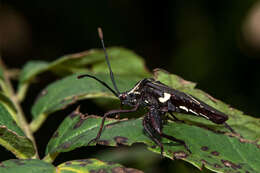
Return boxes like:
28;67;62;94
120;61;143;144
173;94;228;124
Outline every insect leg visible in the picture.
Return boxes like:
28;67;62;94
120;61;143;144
149;107;191;154
160;100;184;123
223;122;236;134
115;103;123;119
168;112;185;123
88;103;140;145
160;133;191;154
143;115;164;155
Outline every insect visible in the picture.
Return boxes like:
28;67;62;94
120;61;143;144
78;28;235;155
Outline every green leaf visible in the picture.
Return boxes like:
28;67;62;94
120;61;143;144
57;159;143;173
0;92;35;158
0;159;55;173
18;47;149;101
46;113;260;173
0;159;143;173
46;69;260;173
30;73;145;132
17;61;49;101
0;92;17;122
18;61;50;84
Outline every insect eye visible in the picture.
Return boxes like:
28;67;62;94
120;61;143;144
120;94;127;100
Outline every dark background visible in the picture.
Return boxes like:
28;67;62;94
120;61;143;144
0;0;260;172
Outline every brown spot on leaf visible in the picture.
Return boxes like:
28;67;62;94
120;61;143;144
97;140;110;145
73;118;86;129
112;167;124;173
214;163;222;168
221;160;242;170
41;90;48;96
77;159;92;164
112;167;143;173
200;159;208;165
52;131;59;138
114;136;128;145
153;68;170;79
12;160;25;165
79;163;87;167
69;50;90;58
205;93;218;103
69;112;79;119
173;151;188;159
124;168;143;173
211;151;219;156
0;162;5;167
90;170;108;173
239;138;253;143
62;142;71;149
150;145;156;149
201;146;209;151
72;96;78;102
107;161;115;165
179;78;195;86
97;169;108;173
65;161;72;165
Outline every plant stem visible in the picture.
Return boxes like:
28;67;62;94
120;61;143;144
43;153;59;163
30;113;48;133
0;59;39;158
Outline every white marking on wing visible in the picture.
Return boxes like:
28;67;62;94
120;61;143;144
188;95;201;104
189;109;198;115
128;81;141;94
199;113;209;119
158;93;171;103
179;106;189;112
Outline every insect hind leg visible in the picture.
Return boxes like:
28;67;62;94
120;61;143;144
143;115;164;155
168;112;185;123
223;122;236;134
144;107;191;155
160;133;191;154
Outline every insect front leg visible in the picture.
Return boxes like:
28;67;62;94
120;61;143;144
88;103;140;145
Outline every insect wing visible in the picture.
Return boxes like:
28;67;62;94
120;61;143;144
146;80;228;124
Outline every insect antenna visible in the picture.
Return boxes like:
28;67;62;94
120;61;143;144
77;28;120;97
77;74;118;97
97;27;120;95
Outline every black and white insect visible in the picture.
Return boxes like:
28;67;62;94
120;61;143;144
78;28;235;155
